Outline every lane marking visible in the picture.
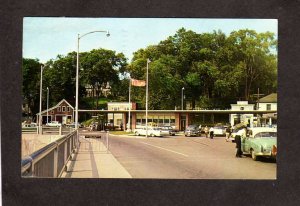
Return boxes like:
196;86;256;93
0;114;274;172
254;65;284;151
140;142;189;157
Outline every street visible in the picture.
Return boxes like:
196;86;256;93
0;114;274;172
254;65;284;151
108;134;276;179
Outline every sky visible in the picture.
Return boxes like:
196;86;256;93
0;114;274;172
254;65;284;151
23;18;278;63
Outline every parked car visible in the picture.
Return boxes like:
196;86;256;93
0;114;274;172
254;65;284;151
160;125;176;136
184;125;201;137
212;125;226;136
241;127;277;161
22;123;37;128
134;126;169;137
46;121;62;127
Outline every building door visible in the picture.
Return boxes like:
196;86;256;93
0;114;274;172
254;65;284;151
56;115;62;123
62;116;67;125
180;115;186;131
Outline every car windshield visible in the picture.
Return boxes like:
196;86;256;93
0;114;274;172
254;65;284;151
187;125;197;129
214;126;223;129
254;132;277;138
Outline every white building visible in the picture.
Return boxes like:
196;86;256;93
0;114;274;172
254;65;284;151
107;102;136;128
257;93;277;126
230;101;255;127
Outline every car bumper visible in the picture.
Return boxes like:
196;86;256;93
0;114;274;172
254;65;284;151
254;151;277;158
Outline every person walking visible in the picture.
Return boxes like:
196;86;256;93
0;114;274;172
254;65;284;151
235;126;246;157
209;127;214;139
225;125;232;142
204;126;209;138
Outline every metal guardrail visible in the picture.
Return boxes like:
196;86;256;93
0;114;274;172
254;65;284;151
21;130;79;177
22;126;75;135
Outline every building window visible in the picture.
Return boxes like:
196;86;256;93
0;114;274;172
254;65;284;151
67;106;71;112
62;106;66;112
267;104;271;110
57;107;61;112
50;110;54;114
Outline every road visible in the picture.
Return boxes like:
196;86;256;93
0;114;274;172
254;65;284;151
108;134;276;179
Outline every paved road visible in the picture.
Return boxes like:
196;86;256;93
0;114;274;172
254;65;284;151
108;134;276;179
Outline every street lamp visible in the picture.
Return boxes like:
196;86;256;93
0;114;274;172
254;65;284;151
47;87;49;124
75;30;110;130
39;64;44;135
146;58;151;138
181;87;185;110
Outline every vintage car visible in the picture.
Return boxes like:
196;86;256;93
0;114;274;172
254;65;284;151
46;121;62;127
160;125;177;136
134;126;169;137
184;125;201;137
212;125;226;136
241;127;277;161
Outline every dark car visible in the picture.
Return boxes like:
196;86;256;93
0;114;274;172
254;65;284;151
160;126;176;136
184;125;201;137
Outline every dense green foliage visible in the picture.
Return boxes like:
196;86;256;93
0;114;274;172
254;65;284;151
128;28;277;109
23;28;277;117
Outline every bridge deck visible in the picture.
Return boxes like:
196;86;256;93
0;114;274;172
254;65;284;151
61;133;131;178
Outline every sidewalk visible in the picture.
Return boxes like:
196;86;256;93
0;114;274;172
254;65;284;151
61;137;132;178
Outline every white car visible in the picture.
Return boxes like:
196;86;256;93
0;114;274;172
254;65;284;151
46;121;62;127
212;126;226;136
134;127;169;137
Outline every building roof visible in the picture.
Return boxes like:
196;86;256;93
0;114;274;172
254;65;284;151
259;93;277;103
36;99;74;115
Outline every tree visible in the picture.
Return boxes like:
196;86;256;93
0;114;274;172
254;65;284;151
22;58;41;119
227;30;277;100
81;49;127;108
43;52;80;108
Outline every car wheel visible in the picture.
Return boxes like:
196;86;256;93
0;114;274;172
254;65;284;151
151;133;155;137
251;150;257;161
135;132;139;136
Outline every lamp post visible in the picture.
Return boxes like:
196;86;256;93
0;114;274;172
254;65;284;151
181;87;185;110
75;30;110;130
146;58;151;138
39;64;44;135
47;87;49;124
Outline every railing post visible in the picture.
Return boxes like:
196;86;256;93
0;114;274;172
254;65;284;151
106;130;109;153
64;141;67;162
53;146;58;177
59;126;62;135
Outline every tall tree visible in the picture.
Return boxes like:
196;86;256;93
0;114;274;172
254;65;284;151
81;49;127;108
22;58;41;118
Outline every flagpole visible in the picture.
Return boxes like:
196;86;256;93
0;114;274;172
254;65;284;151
128;78;131;132
146;59;150;138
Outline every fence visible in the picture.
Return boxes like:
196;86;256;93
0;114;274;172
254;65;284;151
22;126;75;135
21;130;78;177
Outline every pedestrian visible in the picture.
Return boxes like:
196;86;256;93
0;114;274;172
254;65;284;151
225;125;232;142
209;127;214;139
235;126;246;157
204;126;209;138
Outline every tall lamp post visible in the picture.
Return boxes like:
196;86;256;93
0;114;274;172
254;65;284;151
47;87;49;124
181;87;185;110
145;58;151;138
75;30;110;129
39;64;44;135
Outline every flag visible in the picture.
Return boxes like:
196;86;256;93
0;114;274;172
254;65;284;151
131;78;146;87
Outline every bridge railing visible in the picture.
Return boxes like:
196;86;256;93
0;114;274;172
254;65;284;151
21;130;79;177
22;126;75;135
